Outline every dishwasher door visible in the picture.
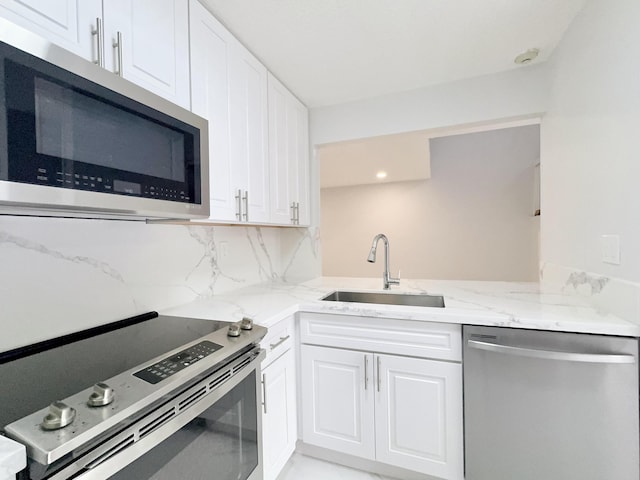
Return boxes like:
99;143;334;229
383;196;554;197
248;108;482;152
463;325;639;480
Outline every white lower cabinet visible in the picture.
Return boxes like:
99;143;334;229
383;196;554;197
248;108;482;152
375;354;462;479
299;313;463;480
301;346;375;459
260;317;297;480
262;349;297;480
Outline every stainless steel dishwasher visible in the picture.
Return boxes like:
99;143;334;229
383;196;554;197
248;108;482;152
463;325;639;480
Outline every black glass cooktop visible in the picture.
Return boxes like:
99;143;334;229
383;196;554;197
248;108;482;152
0;312;229;429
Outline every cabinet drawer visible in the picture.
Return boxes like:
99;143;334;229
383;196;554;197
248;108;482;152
261;316;295;367
299;313;461;361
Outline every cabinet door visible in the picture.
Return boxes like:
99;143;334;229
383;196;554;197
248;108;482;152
102;0;190;108
268;73;310;226
188;0;236;221
287;94;310;226
228;42;269;223
267;73;291;224
300;345;375;459
0;0;102;61
375;354;463;480
262;349;297;480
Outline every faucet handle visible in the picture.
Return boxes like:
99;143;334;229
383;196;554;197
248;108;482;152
389;270;401;286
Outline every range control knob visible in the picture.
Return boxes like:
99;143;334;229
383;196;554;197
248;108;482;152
87;382;115;407
41;401;76;430
240;317;254;330
227;323;241;337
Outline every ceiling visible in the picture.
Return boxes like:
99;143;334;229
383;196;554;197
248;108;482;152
319;132;431;188
201;0;587;107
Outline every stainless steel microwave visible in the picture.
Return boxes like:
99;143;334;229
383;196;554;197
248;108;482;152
0;19;209;220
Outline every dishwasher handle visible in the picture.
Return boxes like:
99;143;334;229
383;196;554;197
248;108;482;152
467;339;636;364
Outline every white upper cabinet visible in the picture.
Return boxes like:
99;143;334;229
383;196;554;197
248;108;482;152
188;0;269;223
290;99;310;226
268;73;310;226
0;0;191;108
268;74;290;224
228;41;270;223
102;0;190;109
0;0;102;62
189;0;235;221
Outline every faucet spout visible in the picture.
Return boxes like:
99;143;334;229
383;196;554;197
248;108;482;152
366;234;400;290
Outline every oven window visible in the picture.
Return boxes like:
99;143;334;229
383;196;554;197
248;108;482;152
109;372;259;480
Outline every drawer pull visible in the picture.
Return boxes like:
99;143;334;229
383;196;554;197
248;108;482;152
270;335;291;350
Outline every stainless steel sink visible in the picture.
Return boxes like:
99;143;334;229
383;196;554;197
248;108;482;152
321;290;445;308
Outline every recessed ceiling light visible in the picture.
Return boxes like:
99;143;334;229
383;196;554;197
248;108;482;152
376;171;387;179
514;48;540;65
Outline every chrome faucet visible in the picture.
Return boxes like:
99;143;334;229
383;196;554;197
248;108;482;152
367;233;400;290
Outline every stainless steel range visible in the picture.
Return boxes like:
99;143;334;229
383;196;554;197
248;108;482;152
0;312;267;480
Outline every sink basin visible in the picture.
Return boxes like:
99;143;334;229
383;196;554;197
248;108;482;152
321;290;445;308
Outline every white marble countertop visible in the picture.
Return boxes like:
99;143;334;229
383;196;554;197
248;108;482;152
163;276;640;337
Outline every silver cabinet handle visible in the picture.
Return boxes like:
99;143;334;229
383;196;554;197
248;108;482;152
261;373;267;414
295;202;300;225
242;190;249;222
290;202;296;224
467;339;636;364
376;356;381;392
113;31;123;76
269;335;290;350
91;18;104;67
235;189;242;221
364;355;369;390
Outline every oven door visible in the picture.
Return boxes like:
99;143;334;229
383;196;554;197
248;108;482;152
48;350;264;480
110;371;263;480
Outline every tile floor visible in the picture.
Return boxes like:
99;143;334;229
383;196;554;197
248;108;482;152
277;453;397;480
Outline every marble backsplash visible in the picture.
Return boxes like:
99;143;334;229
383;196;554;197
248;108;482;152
540;262;640;325
0;215;320;352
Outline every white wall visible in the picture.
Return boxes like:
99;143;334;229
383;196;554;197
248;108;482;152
310;64;549;146
321;126;540;281
0;217;319;352
540;0;640;284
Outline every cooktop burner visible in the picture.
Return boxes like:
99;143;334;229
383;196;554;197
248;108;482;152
0;312;230;429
